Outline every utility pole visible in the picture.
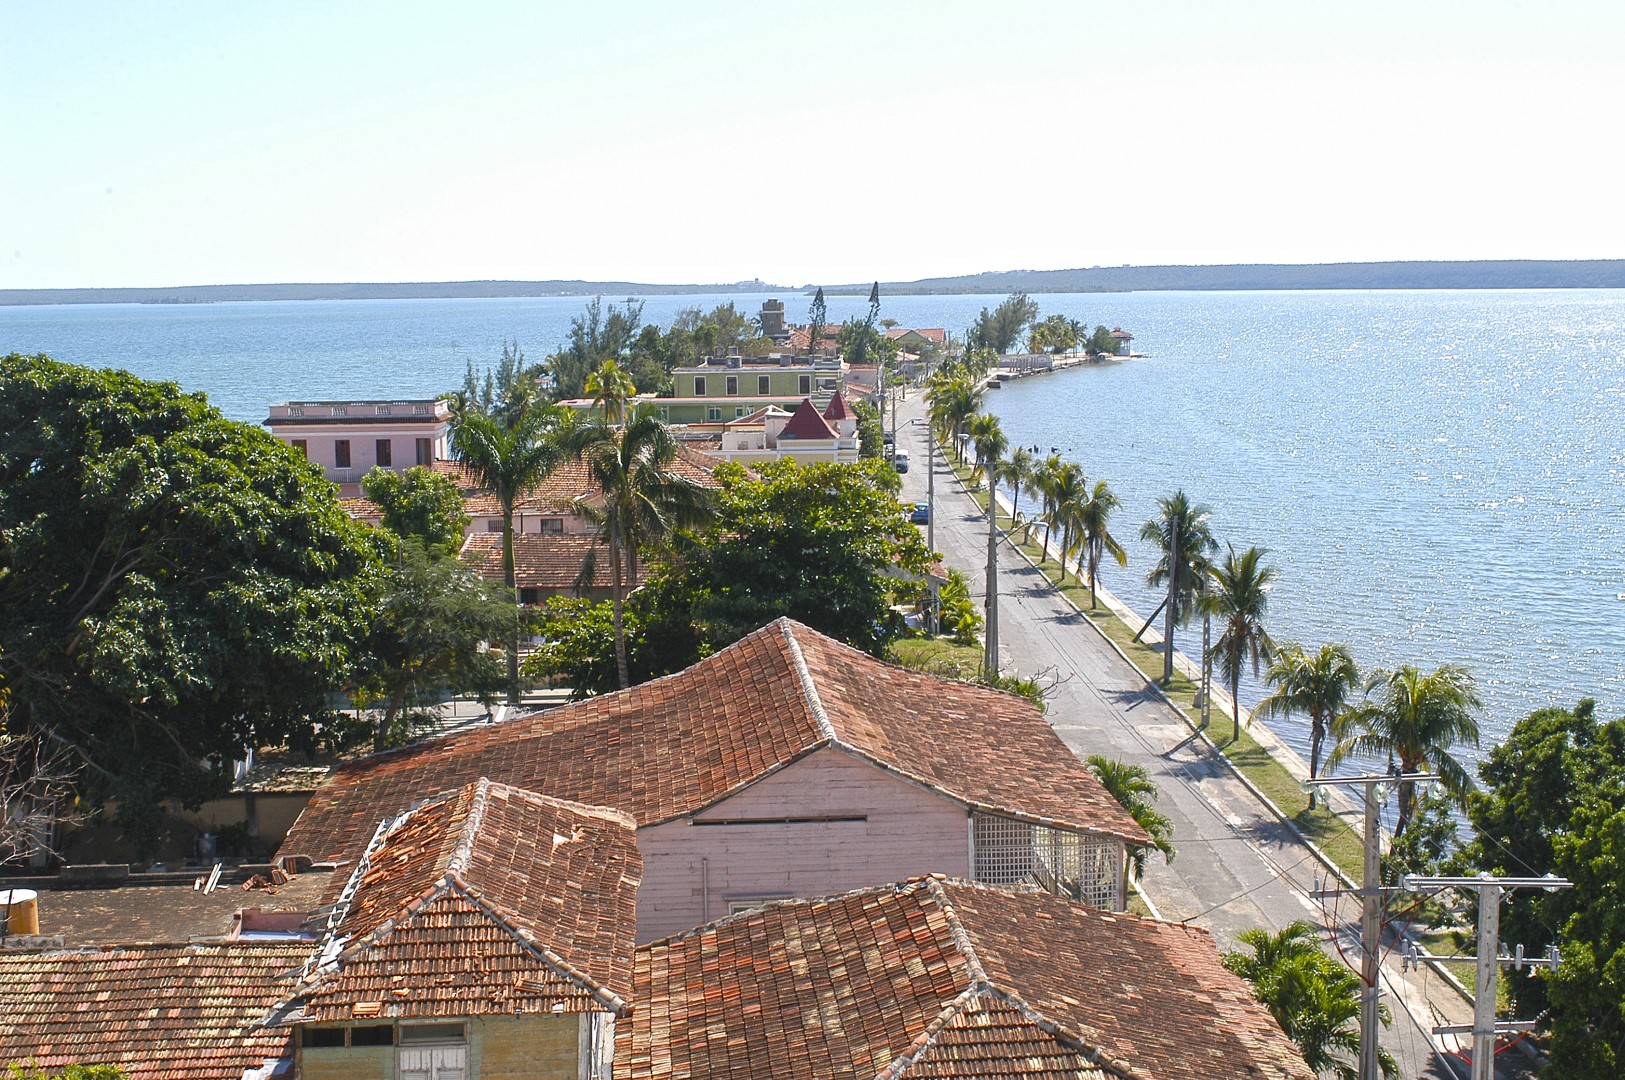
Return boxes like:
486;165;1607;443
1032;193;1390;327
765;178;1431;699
1199;611;1212;729
1306;771;1438;1080
1402;873;1572;1080
1162;512;1179;684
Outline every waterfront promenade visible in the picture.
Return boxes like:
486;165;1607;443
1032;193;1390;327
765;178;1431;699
891;391;1529;1080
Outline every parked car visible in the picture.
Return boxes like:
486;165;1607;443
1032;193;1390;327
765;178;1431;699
893;449;909;473
910;503;930;524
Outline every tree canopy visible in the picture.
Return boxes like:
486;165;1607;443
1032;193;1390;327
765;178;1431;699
361;464;469;556
0;354;382;808
969;293;1039;355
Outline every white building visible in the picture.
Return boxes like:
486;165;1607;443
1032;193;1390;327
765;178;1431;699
263;399;452;488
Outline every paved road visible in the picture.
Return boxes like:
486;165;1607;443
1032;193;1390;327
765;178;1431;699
891;391;1513;1080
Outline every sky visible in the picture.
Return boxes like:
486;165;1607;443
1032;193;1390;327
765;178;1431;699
3;1;1624;289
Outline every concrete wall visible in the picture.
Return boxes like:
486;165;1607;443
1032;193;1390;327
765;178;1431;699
635;747;971;942
179;791;313;850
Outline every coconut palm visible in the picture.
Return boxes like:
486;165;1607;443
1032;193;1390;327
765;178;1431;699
450;399;573;702
1330;663;1482;837
1075;480;1126;610
998;447;1035;532
567;404;713;690
926;373;981;463
1140;491;1218;684
1042;462;1087;583
1030;454;1064;547
967;413;1008;501
583;358;637;425
1254;642;1360;799
1086;755;1174;876
1200;544;1280;743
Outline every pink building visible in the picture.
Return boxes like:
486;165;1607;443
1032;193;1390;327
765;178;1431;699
280;619;1148;942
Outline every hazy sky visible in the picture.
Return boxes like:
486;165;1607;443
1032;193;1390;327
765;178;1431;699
4;1;1622;289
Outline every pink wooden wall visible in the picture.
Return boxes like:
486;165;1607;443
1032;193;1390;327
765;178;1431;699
634;747;972;943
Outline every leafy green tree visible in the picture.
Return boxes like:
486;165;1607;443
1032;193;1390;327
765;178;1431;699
1223;921;1397;1080
6;1064;128;1079
970;293;1040;355
462;340;544;419
1086;325;1120;356
684;459;933;656
1140;491;1218;683
448;396;573;702
566;406;713;689
807;287;828;354
1461;698;1625;1026
1086;755;1174;876
351;543;511;750
1330;664;1481;837
852;398;885;459
1199;544;1280;742
1027;313;1079;354
0;354;381;811
1075;480;1126;609
1549;791;1625;1077
1381;787;1456;886
361;465;470;556
1254;642;1359;794
548;297;647;398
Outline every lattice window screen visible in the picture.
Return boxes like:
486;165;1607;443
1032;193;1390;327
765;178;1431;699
971;813;1122;911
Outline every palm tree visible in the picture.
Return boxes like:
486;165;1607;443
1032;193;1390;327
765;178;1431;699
583;358;637;425
1331;663;1482;837
926;373;981;463
1030;453;1064;547
567;405;712;690
967;413;1008;675
1046;462;1087;582
1075;480;1126;610
1200;544;1280;743
1140;491;1218;685
1223;921;1397;1080
1254;642;1360;800
450;399;573;703
967;414;1008;503
1086;755;1174;877
998;447;1035;532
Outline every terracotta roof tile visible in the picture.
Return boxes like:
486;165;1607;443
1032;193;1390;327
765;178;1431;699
281;620;1147;868
778;398;839;440
0;942;302;1080
460;532;645;593
821;390;855;422
434;447;720;519
618;878;1313;1080
296;779;641;1020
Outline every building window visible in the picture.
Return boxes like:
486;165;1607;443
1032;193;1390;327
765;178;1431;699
726;896;791;915
694;376;706;396
735;407;746;418
759;374;771;395
334;440;351;468
416;437;432;466
375;439;392;467
539;518;564;534
799;375;811;395
519;587;540;605
725;375;738;396
707;407;722;421
351;1026;394;1046
375;405;393;416
291;439;308;459
487;520;503;532
301;1028;346;1048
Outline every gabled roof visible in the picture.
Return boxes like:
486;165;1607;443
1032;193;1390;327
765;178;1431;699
618;877;1313;1080
0;943;303;1080
821;389;855;422
777;398;838;440
295;779;640;1020
886;327;948;344
725;405;792;427
281;619;1147;866
460;532;647;594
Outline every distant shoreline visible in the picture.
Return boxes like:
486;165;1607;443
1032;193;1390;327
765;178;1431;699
4;259;1625;306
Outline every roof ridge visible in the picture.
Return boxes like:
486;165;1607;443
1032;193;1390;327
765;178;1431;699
924;876;991;988
449;879;629;1015
873;986;983;1080
478;780;640;832
444;777;492;877
780;620;836;743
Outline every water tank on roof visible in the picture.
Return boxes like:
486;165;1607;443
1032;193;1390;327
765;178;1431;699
0;889;40;936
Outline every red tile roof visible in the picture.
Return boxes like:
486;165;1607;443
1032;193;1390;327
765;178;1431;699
434;445;721;518
294;779;640;1020
886;327;949;344
777;398;838;440
460;532;646;594
281;619;1148;866
0;942;303;1080
821;389;855;422
619;877;1313;1080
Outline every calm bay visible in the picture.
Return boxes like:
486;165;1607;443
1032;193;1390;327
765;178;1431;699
4;289;1621;763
